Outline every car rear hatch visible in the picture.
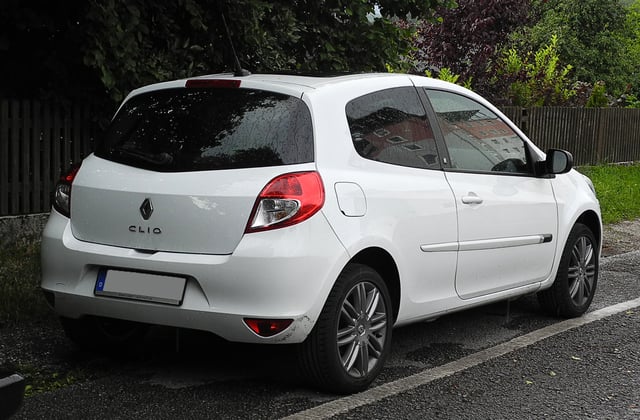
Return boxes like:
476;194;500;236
69;82;314;254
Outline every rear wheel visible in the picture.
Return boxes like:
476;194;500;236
299;264;393;394
60;316;149;351
538;223;598;317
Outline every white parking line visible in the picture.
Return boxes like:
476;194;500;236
283;297;640;420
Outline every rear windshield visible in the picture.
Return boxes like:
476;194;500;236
95;87;314;172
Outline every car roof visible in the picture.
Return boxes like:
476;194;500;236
124;72;467;101
136;72;402;89
218;72;402;89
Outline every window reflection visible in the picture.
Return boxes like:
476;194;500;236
346;87;440;170
98;88;313;172
426;90;529;174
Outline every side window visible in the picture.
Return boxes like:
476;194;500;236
346;87;440;169
425;89;530;175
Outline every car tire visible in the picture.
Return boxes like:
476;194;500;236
538;223;598;318
298;263;393;394
60;316;149;351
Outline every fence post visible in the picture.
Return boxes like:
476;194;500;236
520;107;528;134
595;108;606;164
32;101;42;213
21;100;31;213
42;102;52;212
10;101;20;214
0;100;8;215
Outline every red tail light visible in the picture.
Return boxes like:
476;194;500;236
245;171;325;233
53;163;81;218
244;318;293;337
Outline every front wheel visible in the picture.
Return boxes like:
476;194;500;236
299;264;393;394
538;223;599;317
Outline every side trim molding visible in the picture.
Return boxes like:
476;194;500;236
421;234;553;253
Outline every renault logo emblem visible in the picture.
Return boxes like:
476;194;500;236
140;198;154;220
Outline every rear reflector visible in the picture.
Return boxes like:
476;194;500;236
244;318;293;337
185;79;241;89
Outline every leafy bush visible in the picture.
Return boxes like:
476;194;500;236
586;82;609;107
425;67;472;89
497;34;575;106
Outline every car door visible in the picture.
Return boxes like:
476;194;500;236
423;88;558;299
340;86;459;316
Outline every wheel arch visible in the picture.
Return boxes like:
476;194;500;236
349;247;400;322
575;210;602;249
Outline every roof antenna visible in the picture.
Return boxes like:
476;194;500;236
220;12;250;77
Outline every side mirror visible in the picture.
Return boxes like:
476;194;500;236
537;149;573;177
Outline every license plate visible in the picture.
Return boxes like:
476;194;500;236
95;269;186;305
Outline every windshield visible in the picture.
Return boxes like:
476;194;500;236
95;87;314;172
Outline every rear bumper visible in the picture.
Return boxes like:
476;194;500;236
41;210;348;344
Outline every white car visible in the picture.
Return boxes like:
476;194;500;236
41;73;601;393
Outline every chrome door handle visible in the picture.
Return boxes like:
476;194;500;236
461;194;483;205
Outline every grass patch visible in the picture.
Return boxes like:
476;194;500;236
578;163;640;224
15;363;86;397
0;241;50;325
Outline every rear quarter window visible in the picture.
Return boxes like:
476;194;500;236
345;87;441;170
96;88;314;172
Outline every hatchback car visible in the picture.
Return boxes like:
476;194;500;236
41;73;601;393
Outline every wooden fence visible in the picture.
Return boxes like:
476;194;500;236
501;107;640;165
1;100;640;216
1;99;100;216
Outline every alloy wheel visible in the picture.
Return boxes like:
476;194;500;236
568;235;596;306
336;281;388;378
